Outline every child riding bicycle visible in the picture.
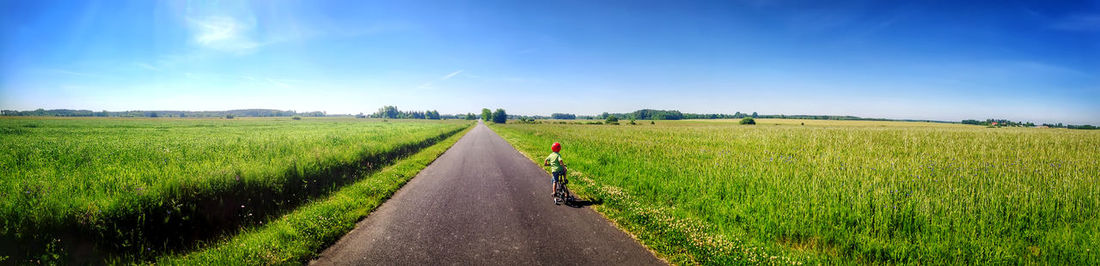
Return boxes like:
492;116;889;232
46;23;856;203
543;142;567;199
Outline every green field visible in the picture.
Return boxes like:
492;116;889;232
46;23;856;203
492;119;1100;264
0;117;470;262
159;123;473;264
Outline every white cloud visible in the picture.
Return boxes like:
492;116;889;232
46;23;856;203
187;16;259;53
441;70;463;80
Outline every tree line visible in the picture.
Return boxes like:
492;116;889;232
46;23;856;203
961;119;1098;130
962;119;1035;127
0;109;325;118
536;109;888;121
558;109;882;121
369;106;442;119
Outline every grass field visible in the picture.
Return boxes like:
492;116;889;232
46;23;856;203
158;124;474;264
0;117;470;263
492;119;1100;264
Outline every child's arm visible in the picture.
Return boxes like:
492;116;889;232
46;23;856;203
543;157;550;166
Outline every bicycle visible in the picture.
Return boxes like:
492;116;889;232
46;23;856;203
554;172;574;205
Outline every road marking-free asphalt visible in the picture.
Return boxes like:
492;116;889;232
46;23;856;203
312;122;664;265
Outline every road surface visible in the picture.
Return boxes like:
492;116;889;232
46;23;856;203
311;122;663;265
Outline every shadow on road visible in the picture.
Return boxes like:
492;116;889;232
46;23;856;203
564;197;603;208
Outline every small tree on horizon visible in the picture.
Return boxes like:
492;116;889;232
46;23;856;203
481;108;492;121
492;109;507;123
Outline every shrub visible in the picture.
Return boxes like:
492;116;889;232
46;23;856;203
292;116;302;120
492;109;507;124
605;115;619;124
225;114;235;119
739;117;755;125
481;108;492;121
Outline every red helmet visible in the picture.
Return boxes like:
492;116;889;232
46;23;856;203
551;142;561;152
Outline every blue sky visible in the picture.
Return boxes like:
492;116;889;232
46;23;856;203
1;0;1098;124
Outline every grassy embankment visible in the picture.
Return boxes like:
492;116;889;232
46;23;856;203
157;124;473;264
491;119;1100;264
0;117;470;263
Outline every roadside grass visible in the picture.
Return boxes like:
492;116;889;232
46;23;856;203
0;117;469;263
156;125;473;264
491;120;1100;264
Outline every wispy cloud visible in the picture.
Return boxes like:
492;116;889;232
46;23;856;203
44;68;109;79
187;16;259;53
414;70;465;89
134;62;160;71
266;78;294;89
441;70;463;80
517;48;539;54
240;75;295;88
1050;14;1100;31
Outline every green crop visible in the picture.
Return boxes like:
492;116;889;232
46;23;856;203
492;119;1100;265
0;117;470;263
157;124;473;264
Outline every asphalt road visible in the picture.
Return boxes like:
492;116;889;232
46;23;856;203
311;122;664;265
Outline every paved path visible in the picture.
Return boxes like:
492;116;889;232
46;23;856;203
311;122;663;265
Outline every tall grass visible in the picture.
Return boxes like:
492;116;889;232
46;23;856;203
492;119;1100;264
157;124;473;264
0;117;470;263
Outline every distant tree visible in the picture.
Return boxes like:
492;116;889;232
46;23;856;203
356;112;367;118
751;112;758;118
631;109;683;120
481;108;492;121
292;116;302;120
551;113;577;120
600;112;610;119
492;109;508;123
149;112;158;118
375;106;400;119
225;114;235;119
605;115;619;123
740;117;756;125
